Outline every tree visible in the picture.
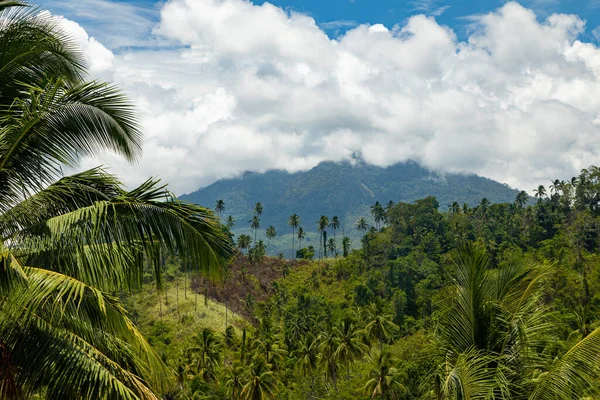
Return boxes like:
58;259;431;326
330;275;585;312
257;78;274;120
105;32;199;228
265;226;277;248
318;326;340;392
334;317;368;380
224;363;245;399
226;215;236;230
356;217;369;234
288;214;300;258
534;184;547;204
327;238;336;257
188;328;222;383
364;352;403;399
317;216;329;260
370;202;386;230
215;199;226;215
237;234;252;253
254;202;263;217
0;3;233;398
297;226;305;250
342;236;351;257
291;333;320;398
240;357;277;400
330;216;341;254
434;243;600;398
514;190;529;209
250;215;261;244
365;300;397;352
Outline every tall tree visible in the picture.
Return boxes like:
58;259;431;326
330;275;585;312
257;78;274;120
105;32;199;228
240;357;277;400
342;236;351;257
226;215;236;230
356;217;369;234
265;226;277;249
254;202;263;217
330;216;340;254
317;216;329;260
288;214;300;258
0;3;233;398
334;317;368;380
215;199;226;215
297;227;305;251
364;352;403;399
237;234;252;253
250;216;261;244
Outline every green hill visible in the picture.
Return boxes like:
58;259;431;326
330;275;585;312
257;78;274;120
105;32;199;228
180;160;520;257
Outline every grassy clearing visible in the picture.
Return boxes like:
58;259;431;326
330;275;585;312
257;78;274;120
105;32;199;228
123;277;246;357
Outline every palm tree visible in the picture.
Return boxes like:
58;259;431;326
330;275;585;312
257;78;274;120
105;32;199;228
434;243;600;398
364;352;403;399
342;236;351;257
534;184;547;204
0;3;233;398
265;226;277;248
317;216;329;260
335;317;368;380
365;300;397;352
297;227;305;251
370;202;386;230
240;357;277;400
250;215;261;244
215;199;226;215
327;238;336;257
330;216;340;253
224;363;245;399
356;217;369;234
514;190;529;209
254;202;263;217
238;234;252;253
291;333;320;398
188;328;222;383
226;215;236;230
288;214;300;258
318;327;340;392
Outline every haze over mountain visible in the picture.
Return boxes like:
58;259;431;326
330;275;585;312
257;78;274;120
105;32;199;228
180;160;519;256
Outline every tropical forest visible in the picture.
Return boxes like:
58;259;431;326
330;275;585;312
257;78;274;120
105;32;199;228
3;1;600;400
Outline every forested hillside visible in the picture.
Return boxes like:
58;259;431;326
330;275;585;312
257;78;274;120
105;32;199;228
180;160;519;257
133;166;600;399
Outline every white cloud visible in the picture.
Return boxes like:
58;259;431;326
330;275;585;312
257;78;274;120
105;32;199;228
54;0;600;195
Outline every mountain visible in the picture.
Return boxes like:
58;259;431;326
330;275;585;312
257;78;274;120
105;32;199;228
179;160;520;257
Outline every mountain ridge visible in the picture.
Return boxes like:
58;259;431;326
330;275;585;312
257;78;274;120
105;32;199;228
180;160;520;256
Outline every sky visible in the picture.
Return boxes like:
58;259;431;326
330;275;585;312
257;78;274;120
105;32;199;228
37;0;600;194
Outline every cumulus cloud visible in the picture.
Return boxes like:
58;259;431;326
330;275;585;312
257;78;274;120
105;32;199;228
55;0;600;195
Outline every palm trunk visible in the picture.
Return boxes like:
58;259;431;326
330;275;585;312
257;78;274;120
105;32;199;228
292;227;295;259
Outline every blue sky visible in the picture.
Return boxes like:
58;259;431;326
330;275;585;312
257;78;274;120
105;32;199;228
42;0;600;51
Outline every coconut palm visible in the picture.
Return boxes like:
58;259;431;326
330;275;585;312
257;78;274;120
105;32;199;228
356;217;369;234
240;357;277;400
364;351;403;399
0;3;233;399
226;215;236;230
250;215;260;244
318;326;340;392
254;202;263;217
188;328;222;383
370;202;386;230
434;243;600;398
224;363;245;400
297;226;305;251
237;234;252;253
534;184;547;204
317;216;329;260
342;236;351;257
291;333;320;397
265;226;277;248
335;316;368;380
288;214;300;258
327;237;336;257
330;216;340;252
365;300;397;352
215;199;226;215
